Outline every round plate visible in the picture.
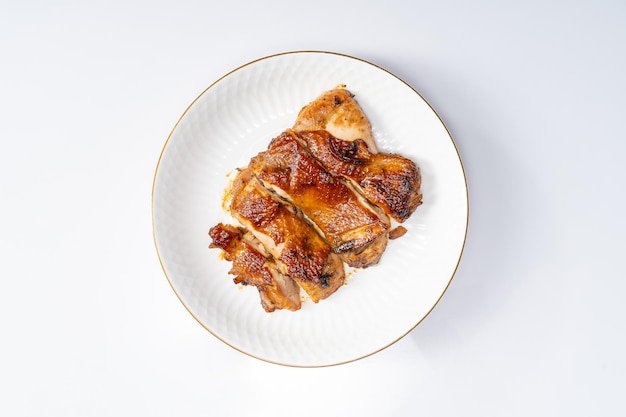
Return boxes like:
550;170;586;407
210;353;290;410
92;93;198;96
152;51;468;367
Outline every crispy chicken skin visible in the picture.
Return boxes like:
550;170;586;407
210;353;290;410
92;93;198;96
293;88;378;153
209;86;423;312
209;223;301;312
249;130;390;268
292;87;422;222
296;130;422;222
228;167;345;302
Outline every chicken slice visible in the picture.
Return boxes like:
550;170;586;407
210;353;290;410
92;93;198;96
209;223;301;312
296;130;422;223
228;167;345;302
248;130;390;268
293;87;378;153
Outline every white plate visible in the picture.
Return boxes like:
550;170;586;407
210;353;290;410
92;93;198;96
152;51;468;367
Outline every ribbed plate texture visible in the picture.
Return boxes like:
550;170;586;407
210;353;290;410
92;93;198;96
153;51;468;366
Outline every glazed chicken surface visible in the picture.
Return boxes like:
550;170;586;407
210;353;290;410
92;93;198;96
209;223;301;312
248;130;390;268
228;167;345;303
295;130;422;222
208;86;423;312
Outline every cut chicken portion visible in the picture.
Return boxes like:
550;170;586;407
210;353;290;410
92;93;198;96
293;87;378;153
209;223;301;312
209;86;424;312
228;167;345;302
248;130;390;268
296;130;422;223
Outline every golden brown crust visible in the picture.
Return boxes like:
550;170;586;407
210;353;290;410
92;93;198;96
296;130;422;222
209;87;423;312
249;130;390;268
209;223;302;312
229;167;345;302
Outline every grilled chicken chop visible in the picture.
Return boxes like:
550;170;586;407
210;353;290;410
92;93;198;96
293;87;378;153
249;130;390;268
293;87;422;222
209;86;422;312
296;130;422;222
228;167;345;302
209;223;301;312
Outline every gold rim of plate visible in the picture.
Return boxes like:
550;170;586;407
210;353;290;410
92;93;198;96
151;50;470;368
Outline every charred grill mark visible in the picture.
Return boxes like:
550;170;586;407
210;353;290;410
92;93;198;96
363;176;410;220
320;273;331;288
401;176;413;193
328;135;368;165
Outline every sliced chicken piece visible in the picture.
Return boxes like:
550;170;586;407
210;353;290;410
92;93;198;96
228;167;345;302
248;130;390;268
296;130;422;223
209;223;301;312
293;87;378;153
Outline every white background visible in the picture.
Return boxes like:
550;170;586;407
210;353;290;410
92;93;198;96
1;0;624;416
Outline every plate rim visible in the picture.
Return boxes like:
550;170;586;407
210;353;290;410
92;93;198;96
151;50;470;367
